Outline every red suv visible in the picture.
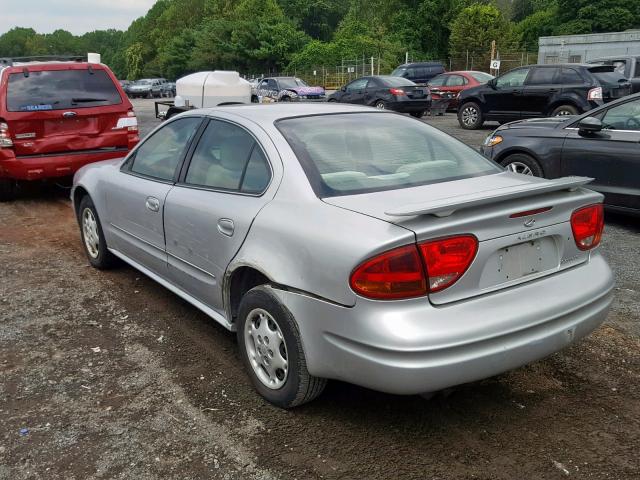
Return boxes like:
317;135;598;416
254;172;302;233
0;56;139;200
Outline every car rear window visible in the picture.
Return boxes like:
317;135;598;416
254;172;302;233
590;70;629;86
379;77;416;87
469;72;494;83
6;68;123;112
276;113;500;197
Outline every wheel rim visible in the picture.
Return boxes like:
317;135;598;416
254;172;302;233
82;208;100;258
506;161;534;176
375;101;385;109
556;109;573;116
244;308;288;390
461;106;478;126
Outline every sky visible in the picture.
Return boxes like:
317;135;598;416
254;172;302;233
0;0;157;35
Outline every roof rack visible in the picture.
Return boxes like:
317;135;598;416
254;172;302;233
0;55;86;67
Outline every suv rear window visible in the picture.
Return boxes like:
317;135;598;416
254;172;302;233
6;69;123;112
277;113;500;197
590;70;628;86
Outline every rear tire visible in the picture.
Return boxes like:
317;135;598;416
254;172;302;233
237;286;327;408
78;195;118;269
410;111;425;118
0;178;17;202
374;100;386;109
551;104;578;117
458;101;484;129
501;153;544;177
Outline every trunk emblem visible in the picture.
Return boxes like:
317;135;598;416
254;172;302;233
524;218;536;228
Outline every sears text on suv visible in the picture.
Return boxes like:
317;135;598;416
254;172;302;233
457;64;632;130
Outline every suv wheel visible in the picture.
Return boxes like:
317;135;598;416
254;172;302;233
78;196;118;269
458;102;484;129
0;178;17;202
551;104;578;116
501;153;544;177
237;286;327;408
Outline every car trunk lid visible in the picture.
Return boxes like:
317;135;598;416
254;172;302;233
324;172;603;304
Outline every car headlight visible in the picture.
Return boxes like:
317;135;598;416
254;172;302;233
483;135;503;147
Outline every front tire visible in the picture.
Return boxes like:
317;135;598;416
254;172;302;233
280;96;291;102
458;101;484;129
551;104;578;116
410;111;425;118
237;286;327;408
78;195;118;269
501;152;544;177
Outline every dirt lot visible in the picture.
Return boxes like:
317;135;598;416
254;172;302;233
1;99;639;480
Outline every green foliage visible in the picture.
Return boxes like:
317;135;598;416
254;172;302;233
1;0;639;79
449;3;518;55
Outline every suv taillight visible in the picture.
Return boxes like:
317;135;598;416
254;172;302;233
571;204;604;251
116;110;138;132
587;87;603;100
350;235;478;300
0;122;13;148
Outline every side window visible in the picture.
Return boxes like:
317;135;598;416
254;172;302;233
601;98;640;131
612;60;627;75
495;68;530;88
557;67;583;84
267;79;278;90
447;75;465;87
525;67;558;85
417;67;429;79
429;75;446;86
241;148;271;193
185;120;270;192
635;60;640;78
130;117;201;181
346;78;368;92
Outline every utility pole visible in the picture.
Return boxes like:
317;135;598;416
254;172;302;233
490;40;496;75
371;56;374;76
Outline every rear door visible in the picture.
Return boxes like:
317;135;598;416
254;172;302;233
520;66;560;117
561;96;640;210
107;116;203;275
5;64;131;161
164;118;277;312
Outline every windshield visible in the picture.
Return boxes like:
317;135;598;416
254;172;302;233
277;113;500;197
7;69;123;112
391;67;407;77
469;72;494;83
379;76;416;87
278;78;308;89
136;80;152;85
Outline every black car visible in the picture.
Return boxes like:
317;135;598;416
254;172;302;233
588;55;640;93
391;62;445;85
481;92;640;214
328;75;431;117
457;64;632;130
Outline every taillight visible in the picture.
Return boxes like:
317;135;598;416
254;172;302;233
418;235;478;293
350;235;478;300
587;87;603;100
0;122;13;148
389;88;406;96
116;110;138;132
350;245;427;300
571;204;604;251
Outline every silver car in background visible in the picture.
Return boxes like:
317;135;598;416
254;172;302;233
72;104;614;408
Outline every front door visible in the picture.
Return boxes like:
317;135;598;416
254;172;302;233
484;67;530;120
164;119;275;313
562;97;640;210
106;116;203;275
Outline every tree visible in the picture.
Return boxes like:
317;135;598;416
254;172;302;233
0;27;38;57
555;0;640;34
125;43;145;80
449;3;518;56
516;6;558;50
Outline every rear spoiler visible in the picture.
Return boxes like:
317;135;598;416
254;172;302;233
385;176;593;218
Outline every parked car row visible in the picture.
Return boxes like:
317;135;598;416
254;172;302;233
120;77;176;98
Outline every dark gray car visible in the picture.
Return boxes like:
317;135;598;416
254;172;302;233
481;92;640;214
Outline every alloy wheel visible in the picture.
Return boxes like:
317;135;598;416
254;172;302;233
506;162;534;176
462;106;478;126
82;208;100;258
375;101;385;109
244;308;289;389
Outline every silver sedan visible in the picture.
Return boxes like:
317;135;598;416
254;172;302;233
72;104;614;408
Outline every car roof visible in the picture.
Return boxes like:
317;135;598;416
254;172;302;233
398;62;443;67
198;103;376;123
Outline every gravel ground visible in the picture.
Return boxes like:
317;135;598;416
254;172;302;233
1;99;639;480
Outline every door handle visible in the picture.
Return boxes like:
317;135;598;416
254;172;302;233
217;218;235;237
145;196;160;212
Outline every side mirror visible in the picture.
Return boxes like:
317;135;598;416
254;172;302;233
578;117;603;135
341;86;346;92
488;78;497;89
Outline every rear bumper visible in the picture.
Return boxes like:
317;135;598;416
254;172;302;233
272;253;614;395
389;99;431;113
0;147;134;181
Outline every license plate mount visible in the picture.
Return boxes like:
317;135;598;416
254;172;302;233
497;240;544;282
